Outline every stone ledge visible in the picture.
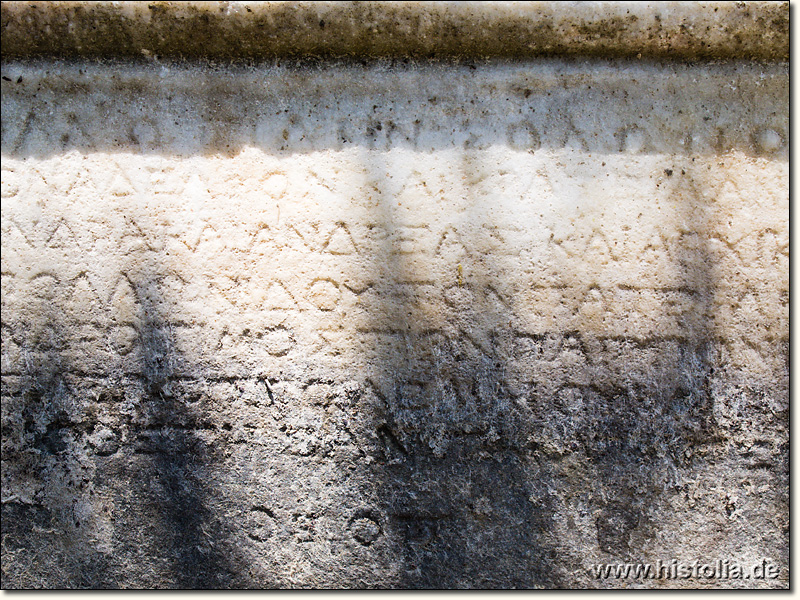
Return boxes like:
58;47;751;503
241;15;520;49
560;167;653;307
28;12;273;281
0;1;789;61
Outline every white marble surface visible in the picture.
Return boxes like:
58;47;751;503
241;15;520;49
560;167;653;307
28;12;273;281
0;4;789;589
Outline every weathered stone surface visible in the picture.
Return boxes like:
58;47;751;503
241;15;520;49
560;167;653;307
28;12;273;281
1;1;789;61
0;3;789;591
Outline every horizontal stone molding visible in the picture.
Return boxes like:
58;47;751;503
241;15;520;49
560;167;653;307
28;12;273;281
0;1;789;61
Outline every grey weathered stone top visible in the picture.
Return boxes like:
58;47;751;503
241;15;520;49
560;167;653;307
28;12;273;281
0;1;789;61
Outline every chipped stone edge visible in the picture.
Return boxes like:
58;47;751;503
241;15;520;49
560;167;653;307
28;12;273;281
0;1;789;62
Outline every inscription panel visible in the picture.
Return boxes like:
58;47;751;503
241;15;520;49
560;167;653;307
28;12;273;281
0;59;788;589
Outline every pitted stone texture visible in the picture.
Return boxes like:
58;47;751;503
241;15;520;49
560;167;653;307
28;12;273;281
0;1;789;61
0;59;788;588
